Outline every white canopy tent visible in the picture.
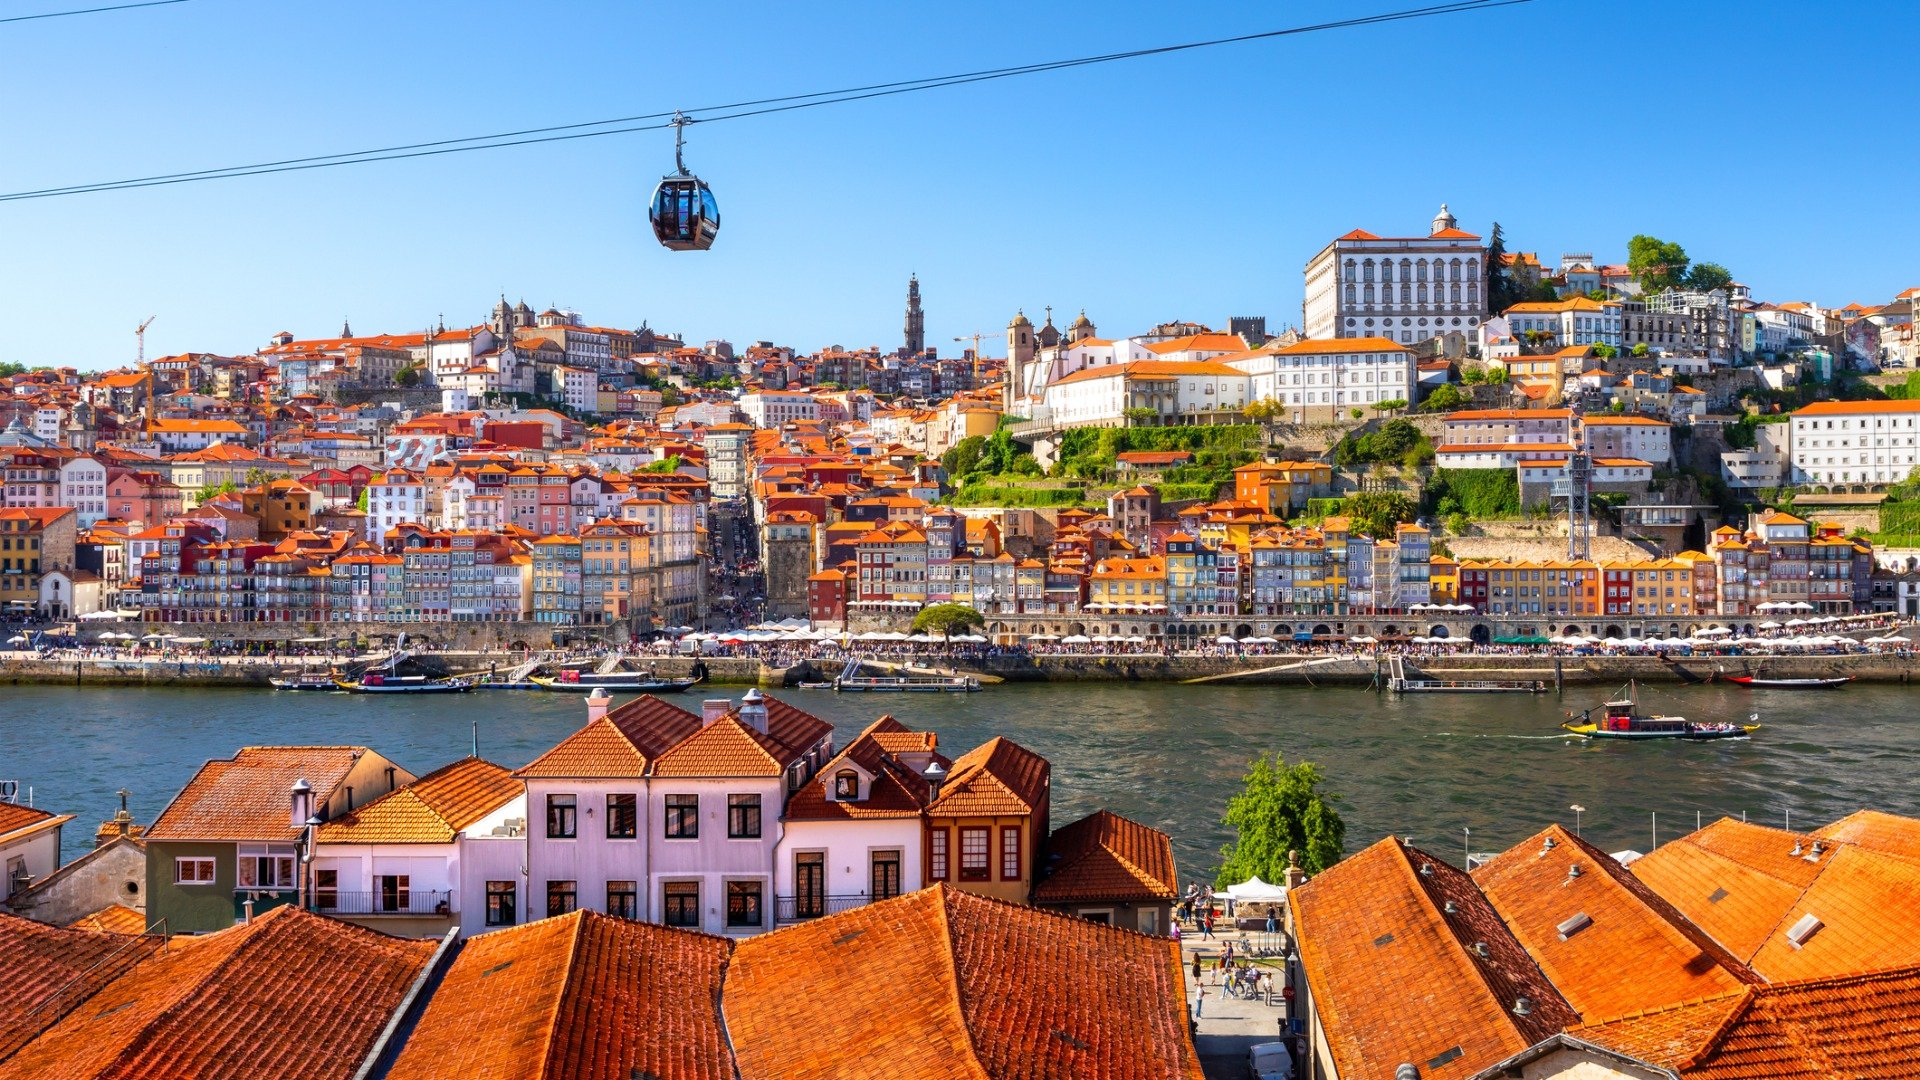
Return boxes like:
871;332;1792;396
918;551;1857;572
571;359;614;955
1224;876;1288;903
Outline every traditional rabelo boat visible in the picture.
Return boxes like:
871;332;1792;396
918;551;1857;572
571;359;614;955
1561;684;1759;741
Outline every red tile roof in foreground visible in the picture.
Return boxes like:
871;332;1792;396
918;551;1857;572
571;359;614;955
0;802;65;844
146;746;382;842
1630;816;1920;981
1291;837;1575;1080
1573;965;1920;1078
0;913;163;1059
1471;825;1756;1021
783;716;941;821
928;737;1050;818
387;910;733;1080
1033;809;1179;904
724;885;1202;1080
0;906;434;1080
316;756;520;844
65;904;148;935
514;695;701;778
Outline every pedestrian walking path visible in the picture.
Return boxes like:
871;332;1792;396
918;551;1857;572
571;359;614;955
1175;912;1298;1079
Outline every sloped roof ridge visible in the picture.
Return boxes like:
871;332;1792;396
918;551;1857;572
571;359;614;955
1400;840;1575;1038
1548;825;1763;985
932;886;1002;1079
533;909;590;1080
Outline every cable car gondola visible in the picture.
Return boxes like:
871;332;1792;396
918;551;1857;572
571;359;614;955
650;112;719;251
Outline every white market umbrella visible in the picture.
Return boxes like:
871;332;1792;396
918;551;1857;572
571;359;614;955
5;635;26;644
1215;635;1238;645
1060;634;1092;645
1026;633;1057;640
1759;621;1782;630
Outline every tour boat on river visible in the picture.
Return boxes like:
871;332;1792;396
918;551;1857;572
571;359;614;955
1561;685;1759;741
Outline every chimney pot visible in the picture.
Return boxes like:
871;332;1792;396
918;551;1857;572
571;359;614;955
585;687;611;723
701;698;732;725
289;778;313;829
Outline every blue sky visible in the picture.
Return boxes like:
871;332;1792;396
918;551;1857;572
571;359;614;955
3;0;1916;370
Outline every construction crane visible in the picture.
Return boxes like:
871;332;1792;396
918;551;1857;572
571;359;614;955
952;332;998;390
135;316;156;432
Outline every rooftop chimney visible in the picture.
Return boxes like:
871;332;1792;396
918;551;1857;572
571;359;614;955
739;688;769;733
921;759;947;802
585;687;612;724
701;699;732;726
290;778;313;829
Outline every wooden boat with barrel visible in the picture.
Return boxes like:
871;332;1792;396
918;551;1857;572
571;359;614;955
1561;684;1758;741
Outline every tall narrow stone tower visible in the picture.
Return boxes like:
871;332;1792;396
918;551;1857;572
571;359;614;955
902;275;925;357
1006;309;1034;413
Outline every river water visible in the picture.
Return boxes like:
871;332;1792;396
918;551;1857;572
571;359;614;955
5;682;1916;875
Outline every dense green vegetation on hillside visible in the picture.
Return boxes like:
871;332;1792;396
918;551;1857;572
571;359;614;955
1423;468;1521;518
1332;419;1434;468
942;424;1265;507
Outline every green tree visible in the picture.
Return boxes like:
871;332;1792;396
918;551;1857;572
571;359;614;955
1627;234;1690;293
1485;222;1521;313
941;435;987;478
1342;490;1418;539
1591;343;1618;359
394;366;422;387
1215;752;1346;883
1122;407;1160;425
356;487;369;511
1685;261;1733;292
1373;398;1408;413
194;479;238;504
1419;383;1471;411
910;602;985;638
1631;343;1650;358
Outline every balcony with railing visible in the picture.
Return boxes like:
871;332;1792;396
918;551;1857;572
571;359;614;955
774;893;886;925
312;889;453;917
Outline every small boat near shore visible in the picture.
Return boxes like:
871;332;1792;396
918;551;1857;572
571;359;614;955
835;675;981;693
333;673;473;694
270;671;341;691
1723;675;1851;689
528;671;700;693
1561;684;1758;741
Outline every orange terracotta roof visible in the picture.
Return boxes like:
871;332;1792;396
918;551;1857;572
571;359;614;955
65;904;148;935
1471;825;1755;1020
784;716;940;821
1272;336;1412;355
0;906;434;1080
147;746;379;842
515;695;701;779
1812;809;1920;858
1792;398;1920;417
1290;837;1575;1080
0;802;60;842
928;737;1050;817
650;715;791;777
1631;816;1920;981
1033;810;1179;904
315;756;519;844
1573;966;1920;1078
724;886;1202;1080
387;910;733;1080
0;913;164;1059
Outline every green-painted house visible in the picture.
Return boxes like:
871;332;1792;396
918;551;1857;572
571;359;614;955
145;745;414;934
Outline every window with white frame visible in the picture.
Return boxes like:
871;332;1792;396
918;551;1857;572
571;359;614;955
175;856;216;885
235;844;296;889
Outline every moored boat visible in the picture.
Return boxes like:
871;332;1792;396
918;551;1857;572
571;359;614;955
333;673;473;694
527;671;699;694
1561;684;1758;741
270;671;340;691
1723;675;1850;689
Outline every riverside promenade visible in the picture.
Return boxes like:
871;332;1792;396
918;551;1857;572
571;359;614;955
6;643;1920;689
